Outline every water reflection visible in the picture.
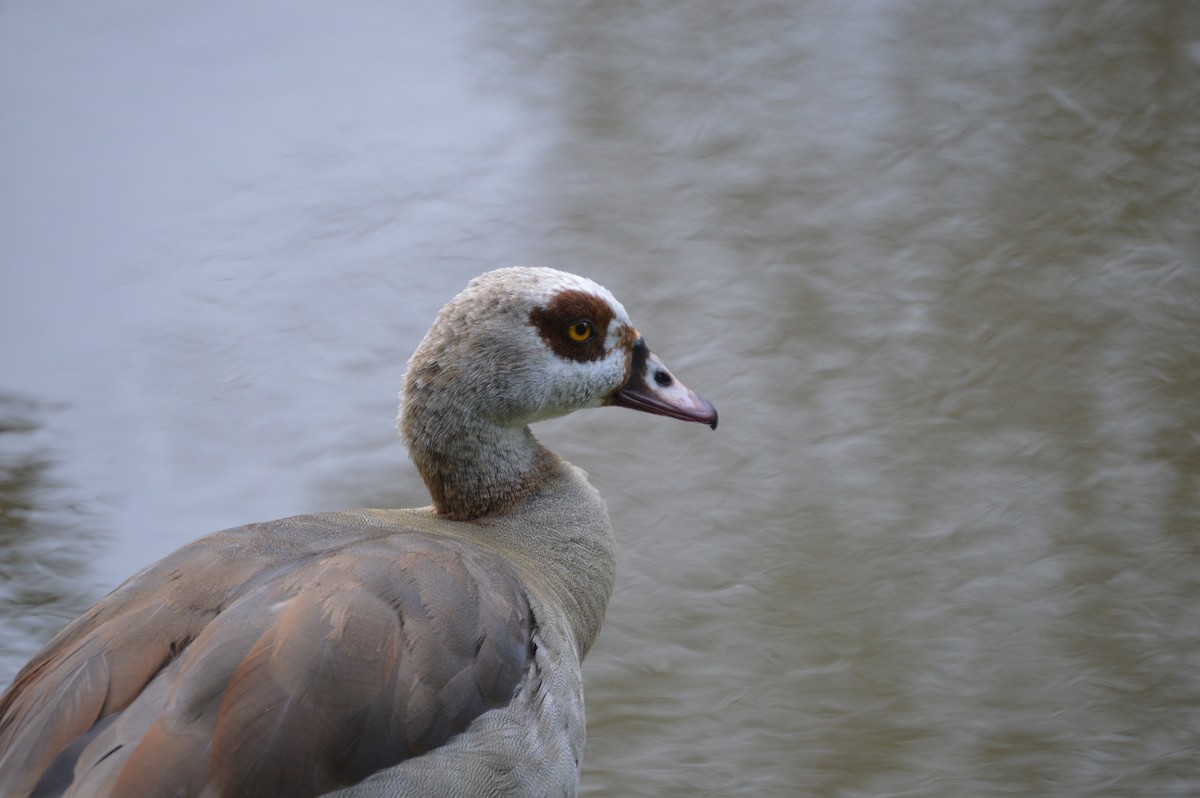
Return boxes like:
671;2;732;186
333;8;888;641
481;0;1200;795
0;395;97;679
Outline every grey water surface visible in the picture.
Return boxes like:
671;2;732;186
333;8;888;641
2;1;1197;796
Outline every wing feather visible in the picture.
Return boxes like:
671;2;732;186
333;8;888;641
0;515;534;798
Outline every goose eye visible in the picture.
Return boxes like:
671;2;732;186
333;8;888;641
566;320;595;343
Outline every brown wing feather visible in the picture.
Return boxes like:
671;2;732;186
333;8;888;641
0;515;533;798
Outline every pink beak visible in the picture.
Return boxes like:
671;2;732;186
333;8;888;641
609;338;718;429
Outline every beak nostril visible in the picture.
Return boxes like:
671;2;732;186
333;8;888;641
654;369;673;388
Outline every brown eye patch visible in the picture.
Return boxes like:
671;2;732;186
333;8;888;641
529;289;615;362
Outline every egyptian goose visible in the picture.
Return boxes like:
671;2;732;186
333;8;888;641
0;267;716;797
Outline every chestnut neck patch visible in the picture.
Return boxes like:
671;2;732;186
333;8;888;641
529;289;616;362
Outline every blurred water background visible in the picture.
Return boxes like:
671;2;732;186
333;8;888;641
2;1;1198;795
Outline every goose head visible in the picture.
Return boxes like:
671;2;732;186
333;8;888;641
399;267;716;518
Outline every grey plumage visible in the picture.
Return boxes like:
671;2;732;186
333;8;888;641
0;267;716;797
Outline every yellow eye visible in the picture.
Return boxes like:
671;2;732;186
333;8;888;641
567;320;594;343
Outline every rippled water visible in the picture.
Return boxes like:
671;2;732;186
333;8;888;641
2;1;1198;796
